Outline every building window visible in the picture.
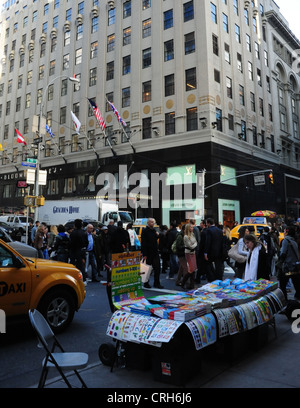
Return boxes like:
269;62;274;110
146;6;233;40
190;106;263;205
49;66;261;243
143;0;151;10
142;81;151;102
91;16;98;33
123;55;131;75
142;117;152;139
165;112;175;135
184;1;194;22
185;32;195;54
240;120;247;141
61;79;68;96
142;19;151;38
259;98;264;116
75;48;82;65
142;48;151;68
214;69;220;83
237;53;243;72
89;68;97;86
235;24;240;43
90;41;98;59
223;13;228;33
212;35;219;55
252;126;257;145
187;107;198;131
165;74;175;96
226;77;232;98
224;43;230;63
60;106;67;124
106;61;114;80
122;87;130;107
123;1;131;18
108;8;115;25
211;2;217;23
250;92;255;112
185;68;196;91
123;27;131;45
49;60;55;76
63;54;70;70
216;108;222;131
107;34;115;52
239;85;245;105
248;61;253;80
164;40;174;61
246;34;251;51
164;9;173;29
77;24;83;40
228;114;234;131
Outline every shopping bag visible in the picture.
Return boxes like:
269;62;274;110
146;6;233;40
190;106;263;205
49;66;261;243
228;244;247;263
140;259;152;283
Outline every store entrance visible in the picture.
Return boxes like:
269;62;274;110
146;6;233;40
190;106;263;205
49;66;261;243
223;210;235;229
169;210;186;226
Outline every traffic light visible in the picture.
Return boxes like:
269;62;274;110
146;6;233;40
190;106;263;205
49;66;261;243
268;172;274;184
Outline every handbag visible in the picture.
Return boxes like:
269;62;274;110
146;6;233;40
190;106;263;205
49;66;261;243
140;259;152;283
228;244;247;263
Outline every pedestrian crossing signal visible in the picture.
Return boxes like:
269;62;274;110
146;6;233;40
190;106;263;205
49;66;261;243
268;172;274;184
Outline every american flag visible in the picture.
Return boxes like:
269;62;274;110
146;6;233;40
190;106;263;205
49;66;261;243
88;98;106;131
107;100;127;127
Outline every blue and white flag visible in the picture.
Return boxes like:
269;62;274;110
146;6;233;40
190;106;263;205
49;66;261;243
46;125;55;138
107;101;127;127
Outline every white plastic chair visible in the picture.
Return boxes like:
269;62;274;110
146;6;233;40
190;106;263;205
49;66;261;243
29;309;88;388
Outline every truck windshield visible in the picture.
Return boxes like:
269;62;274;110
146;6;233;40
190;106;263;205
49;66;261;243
119;212;133;222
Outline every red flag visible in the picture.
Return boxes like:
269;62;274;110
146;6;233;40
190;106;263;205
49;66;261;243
15;128;27;145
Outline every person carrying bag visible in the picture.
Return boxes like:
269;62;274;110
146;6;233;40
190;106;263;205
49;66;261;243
278;227;300;301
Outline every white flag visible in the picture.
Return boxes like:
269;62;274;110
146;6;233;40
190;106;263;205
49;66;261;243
71;111;81;135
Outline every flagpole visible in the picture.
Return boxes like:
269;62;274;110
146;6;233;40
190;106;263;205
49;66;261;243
105;98;135;154
87;98;116;157
120;123;136;154
79;128;100;164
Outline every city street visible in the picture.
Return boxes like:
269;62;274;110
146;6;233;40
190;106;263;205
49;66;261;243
0;278;112;388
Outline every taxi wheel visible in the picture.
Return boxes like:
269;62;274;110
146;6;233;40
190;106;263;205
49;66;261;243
38;289;75;333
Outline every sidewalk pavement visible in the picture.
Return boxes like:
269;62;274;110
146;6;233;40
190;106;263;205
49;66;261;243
31;267;300;389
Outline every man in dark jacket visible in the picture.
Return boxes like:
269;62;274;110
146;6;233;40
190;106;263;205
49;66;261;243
141;218;163;289
69;219;89;284
110;221;130;254
204;218;224;282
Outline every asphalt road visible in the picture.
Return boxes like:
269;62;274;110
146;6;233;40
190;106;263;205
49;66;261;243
0;280;113;388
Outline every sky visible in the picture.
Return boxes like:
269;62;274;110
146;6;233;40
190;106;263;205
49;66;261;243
274;0;300;40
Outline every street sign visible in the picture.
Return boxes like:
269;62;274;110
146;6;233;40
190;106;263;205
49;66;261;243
27;158;37;164
254;174;265;186
22;161;36;168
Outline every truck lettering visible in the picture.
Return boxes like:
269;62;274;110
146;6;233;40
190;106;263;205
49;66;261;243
0;282;26;296
52;206;80;214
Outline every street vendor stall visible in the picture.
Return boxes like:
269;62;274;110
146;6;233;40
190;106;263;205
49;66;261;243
101;251;286;385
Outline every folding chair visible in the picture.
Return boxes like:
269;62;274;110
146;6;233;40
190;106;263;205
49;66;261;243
28;309;89;388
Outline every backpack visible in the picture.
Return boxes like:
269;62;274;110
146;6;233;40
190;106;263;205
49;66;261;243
171;239;177;254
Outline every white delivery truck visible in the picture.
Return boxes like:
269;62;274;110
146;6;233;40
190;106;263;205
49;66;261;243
37;199;133;228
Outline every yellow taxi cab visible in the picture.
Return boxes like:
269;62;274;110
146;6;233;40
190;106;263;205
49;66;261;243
230;224;284;245
133;218;159;243
0;239;86;333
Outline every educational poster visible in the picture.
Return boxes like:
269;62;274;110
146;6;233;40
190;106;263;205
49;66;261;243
111;251;143;307
186;313;217;350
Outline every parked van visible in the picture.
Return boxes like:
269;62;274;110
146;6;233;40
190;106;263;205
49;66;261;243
0;215;33;234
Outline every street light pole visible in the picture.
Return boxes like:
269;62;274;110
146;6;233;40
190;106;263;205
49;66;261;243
34;75;80;223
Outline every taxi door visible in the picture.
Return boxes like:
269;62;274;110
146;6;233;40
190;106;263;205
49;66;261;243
0;243;31;316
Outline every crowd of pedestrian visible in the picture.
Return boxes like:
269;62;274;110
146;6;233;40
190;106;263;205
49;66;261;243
26;216;300;300
27;218;139;286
